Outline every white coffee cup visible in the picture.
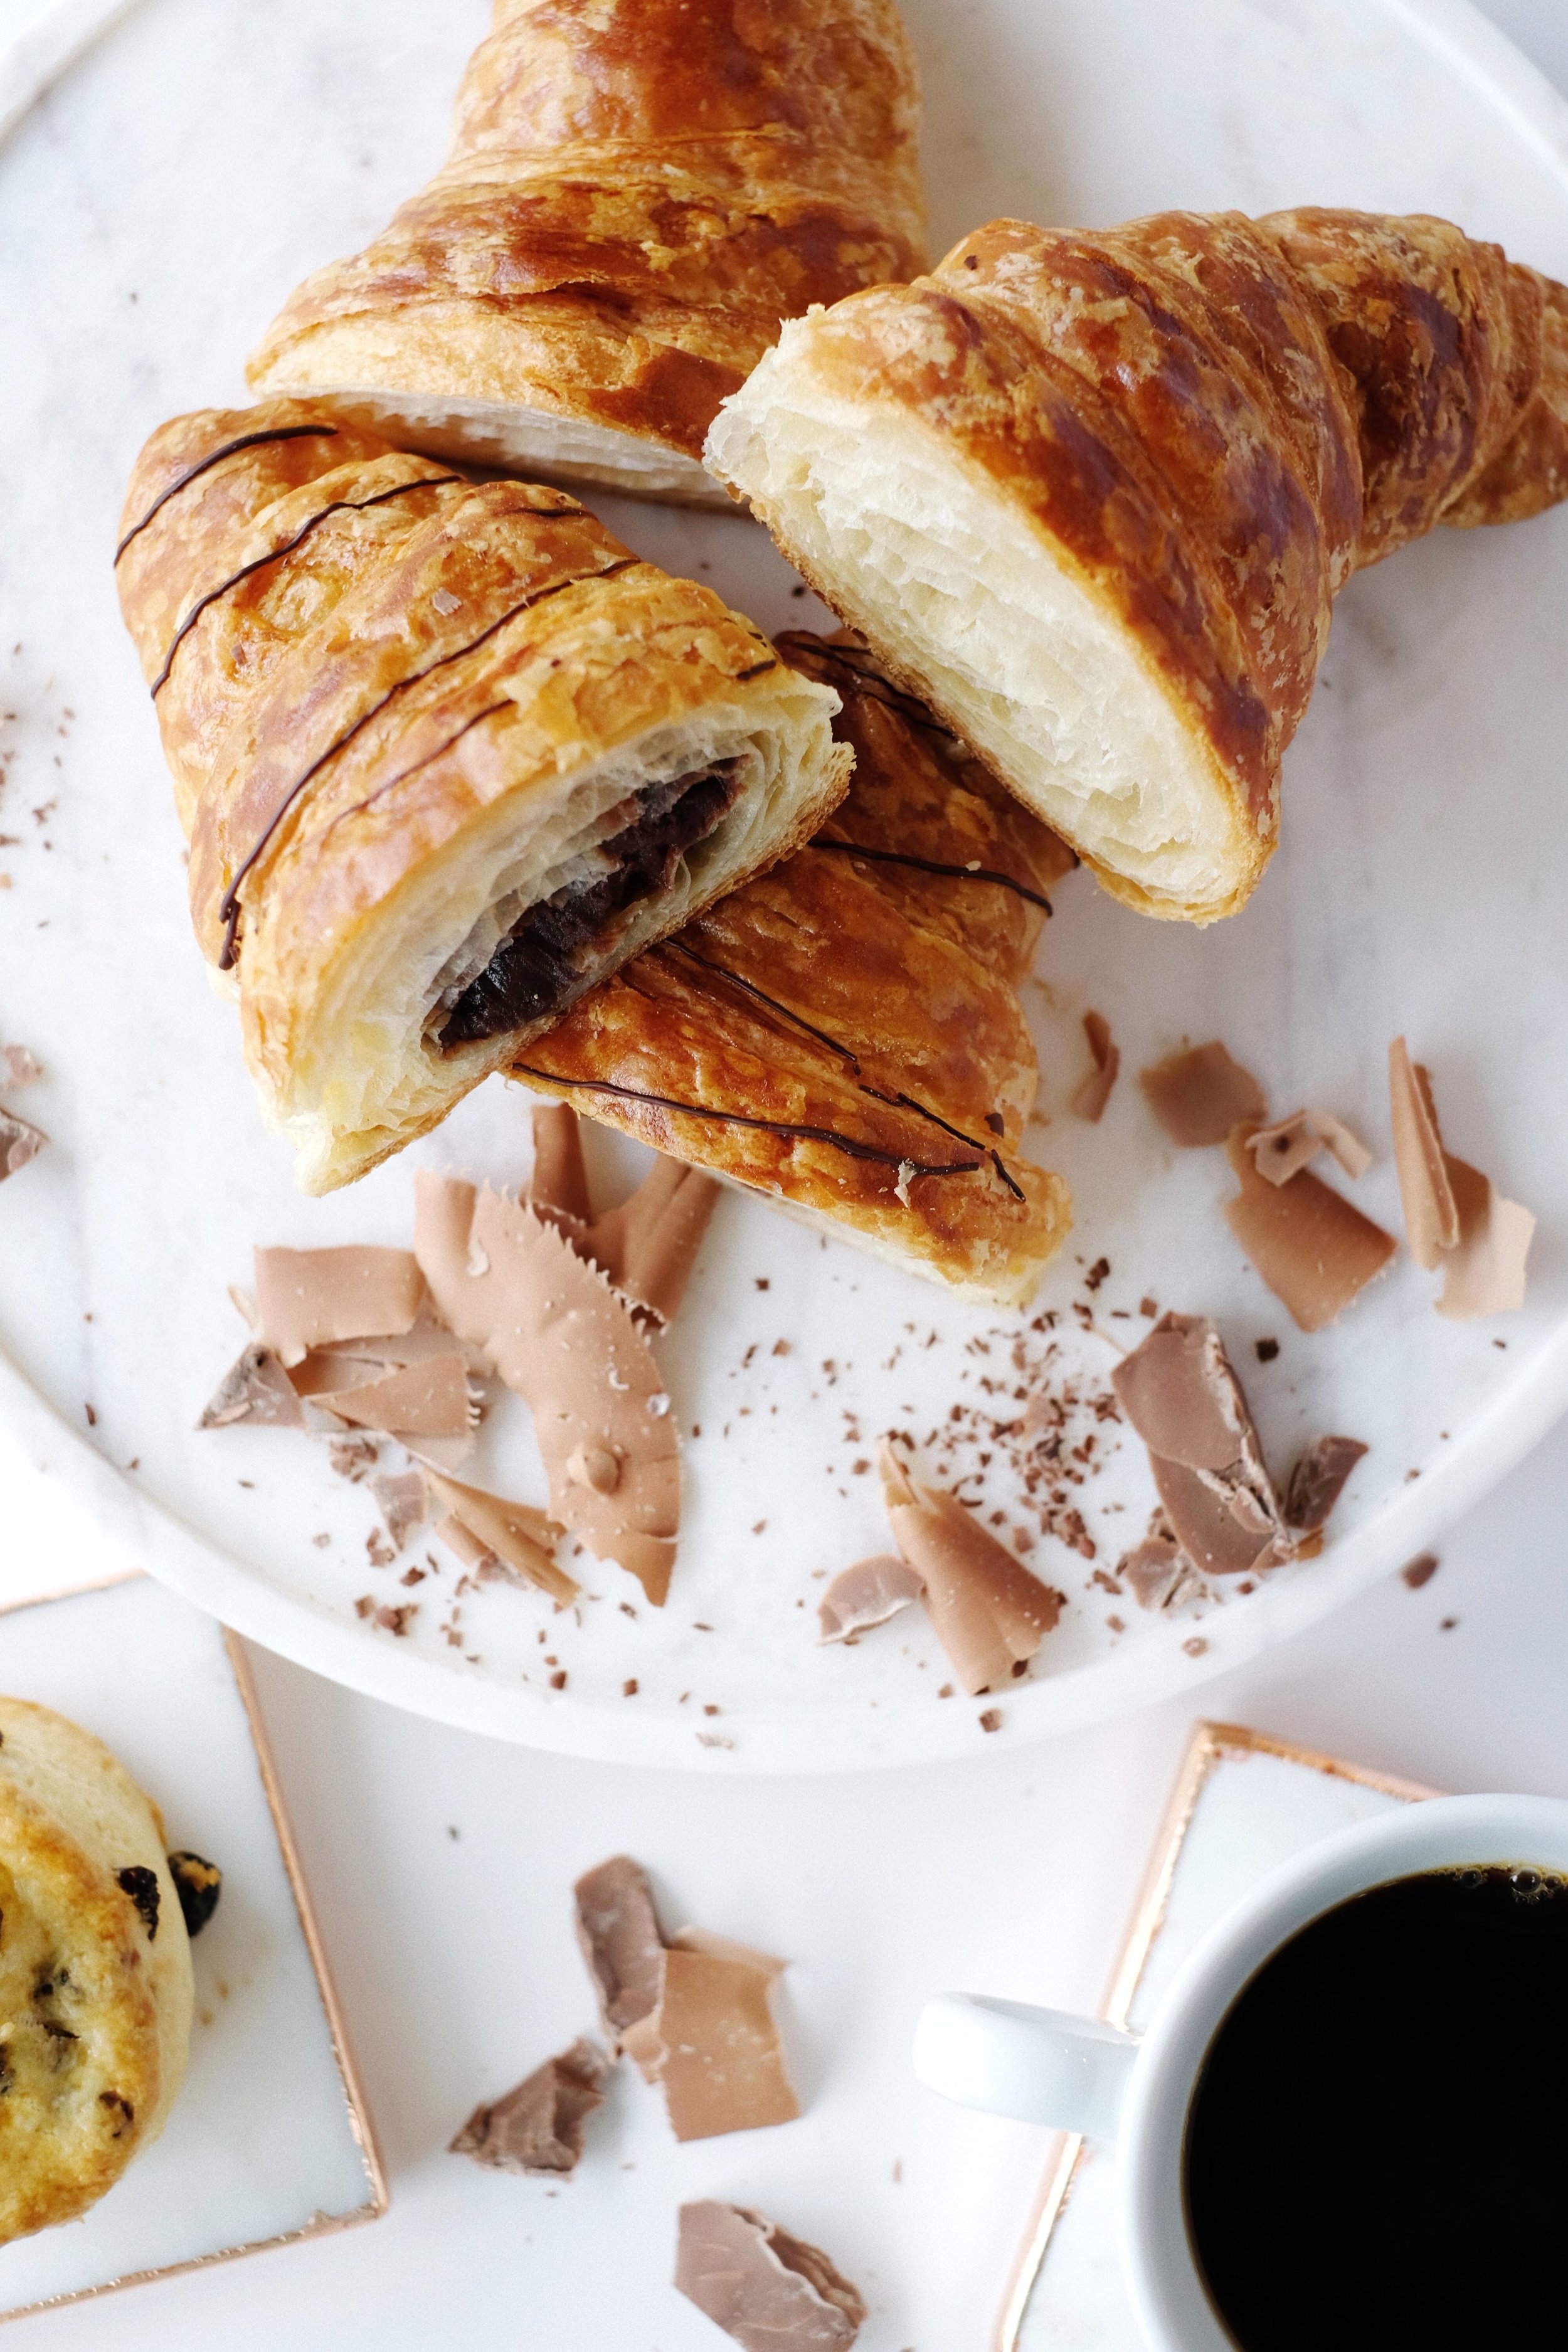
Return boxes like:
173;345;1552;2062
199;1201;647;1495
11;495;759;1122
913;1793;1568;2352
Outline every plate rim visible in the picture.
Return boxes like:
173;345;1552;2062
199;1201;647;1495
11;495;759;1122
4;0;1568;1771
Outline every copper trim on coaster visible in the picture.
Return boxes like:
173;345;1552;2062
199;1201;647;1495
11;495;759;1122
994;1720;1438;2352
0;1576;386;2326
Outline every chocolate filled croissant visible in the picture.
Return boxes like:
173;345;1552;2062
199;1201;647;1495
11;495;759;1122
708;208;1568;921
246;0;924;508
515;633;1075;1305
115;400;851;1193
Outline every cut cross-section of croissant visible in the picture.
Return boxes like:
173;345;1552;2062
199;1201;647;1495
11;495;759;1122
514;633;1074;1306
115;400;852;1194
707;208;1568;921
245;0;926;507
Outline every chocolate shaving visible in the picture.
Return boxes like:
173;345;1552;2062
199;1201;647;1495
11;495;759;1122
1388;1042;1535;1316
675;2202;866;2351
450;2037;610;2178
1069;1010;1120;1123
574;1855;665;2047
315;1352;472;1438
253;1246;424;1367
877;1441;1062;1693
1140;1041;1266;1147
527;1102;591;1226
1116;1512;1198;1611
0;1109;46;1179
1112;1314;1292;1577
1223;1125;1396;1332
197;1342;306;1430
1284;1434;1369;1531
1;1045;40;1086
425;1470;575;1604
370;1468;428;1549
1436;1155;1535;1320
817;1555;926;1643
414;1175;679;1604
638;1947;800;2141
1389;1039;1458;1268
1247;1108;1372;1186
327;1433;379;1481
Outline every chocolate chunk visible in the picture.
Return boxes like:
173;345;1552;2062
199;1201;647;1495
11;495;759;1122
1139;1041;1265;1147
1223;1125;1396;1332
197;1341;306;1430
450;2037;610;2178
1112;1315;1291;1577
817;1555;925;1643
1069;1010;1120;1123
167;1851;222;1937
1284;1434;1369;1531
574;1855;665;2043
675;2201;866;2351
114;1866;159;1941
0;1110;45;1179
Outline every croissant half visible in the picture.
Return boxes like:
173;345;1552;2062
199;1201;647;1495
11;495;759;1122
707;208;1568;921
515;633;1075;1305
246;0;925;508
115;401;851;1193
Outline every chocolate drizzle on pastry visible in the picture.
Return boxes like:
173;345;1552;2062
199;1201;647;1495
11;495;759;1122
114;423;341;563
217;550;640;968
150;473;464;696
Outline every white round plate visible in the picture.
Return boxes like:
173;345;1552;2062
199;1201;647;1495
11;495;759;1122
2;0;1567;1770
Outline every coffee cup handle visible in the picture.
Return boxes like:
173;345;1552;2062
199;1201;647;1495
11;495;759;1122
913;1993;1140;2139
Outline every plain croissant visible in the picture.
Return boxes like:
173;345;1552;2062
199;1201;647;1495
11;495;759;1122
516;633;1075;1305
707;207;1568;921
247;0;925;508
114;401;850;1193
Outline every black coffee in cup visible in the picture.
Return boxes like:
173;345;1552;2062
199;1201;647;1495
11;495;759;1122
1183;1864;1568;2351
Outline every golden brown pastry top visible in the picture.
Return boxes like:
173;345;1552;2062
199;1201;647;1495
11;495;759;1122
248;0;926;461
726;209;1568;905
114;398;785;980
517;634;1076;1303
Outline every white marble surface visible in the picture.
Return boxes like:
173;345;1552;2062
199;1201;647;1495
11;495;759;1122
2;1;1568;2346
5;0;1568;1767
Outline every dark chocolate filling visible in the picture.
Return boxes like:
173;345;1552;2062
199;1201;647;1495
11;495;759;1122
438;760;746;1047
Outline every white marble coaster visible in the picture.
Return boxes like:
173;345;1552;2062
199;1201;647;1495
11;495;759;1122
0;1574;384;2319
1004;1725;1434;2352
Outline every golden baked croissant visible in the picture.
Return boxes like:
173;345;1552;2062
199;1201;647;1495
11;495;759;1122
246;0;924;507
514;633;1074;1305
709;208;1568;921
115;400;851;1193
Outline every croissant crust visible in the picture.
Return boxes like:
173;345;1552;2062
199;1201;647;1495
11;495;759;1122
247;0;925;504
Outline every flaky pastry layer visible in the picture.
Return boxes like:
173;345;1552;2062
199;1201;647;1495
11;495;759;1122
115;400;850;1191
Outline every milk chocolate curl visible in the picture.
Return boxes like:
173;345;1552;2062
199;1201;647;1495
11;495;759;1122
197;1341;305;1430
528;1102;591;1225
1389;1039;1459;1269
675;2201;866;2351
1140;1042;1266;1147
647;1948;800;2141
583;1157;721;1325
369;1468;428;1550
1247;1108;1372;1187
1069;1010;1120;1123
315;1352;472;1438
878;1441;1062;1693
253;1246;424;1367
1223;1125;1396;1332
1111;1314;1291;1577
414;1174;679;1604
1436;1156;1535;1320
0;1109;46;1178
1285;1434;1369;1531
574;1855;665;2047
450;2038;610;2178
817;1555;925;1643
425;1468;575;1604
